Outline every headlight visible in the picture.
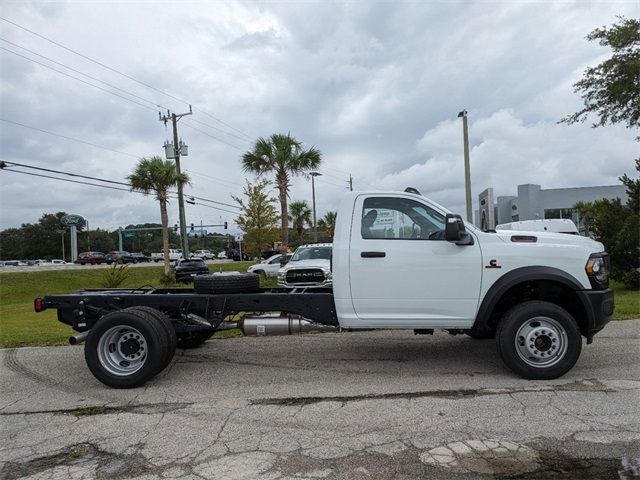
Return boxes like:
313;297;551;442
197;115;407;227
585;253;609;289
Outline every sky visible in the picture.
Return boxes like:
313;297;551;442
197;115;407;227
0;1;638;236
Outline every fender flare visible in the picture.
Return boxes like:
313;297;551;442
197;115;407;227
472;266;590;333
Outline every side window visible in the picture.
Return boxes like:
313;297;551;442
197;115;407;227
361;197;445;240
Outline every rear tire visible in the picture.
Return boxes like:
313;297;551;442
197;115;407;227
194;272;259;294
84;309;169;388
497;301;582;380
124;307;176;371
176;331;214;349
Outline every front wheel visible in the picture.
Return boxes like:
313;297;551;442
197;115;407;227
497;301;582;380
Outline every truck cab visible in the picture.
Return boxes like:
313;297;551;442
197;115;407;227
333;191;612;366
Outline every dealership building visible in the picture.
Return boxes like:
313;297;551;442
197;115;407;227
477;183;627;234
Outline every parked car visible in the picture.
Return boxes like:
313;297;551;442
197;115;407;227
130;252;150;263
105;251;136;264
51;259;68;265
191;250;216;260
76;252;106;265
217;251;228;259
496;219;579;235
151;249;182;262
247;254;292;277
277;243;333;288
172;258;209;283
1;260;28;267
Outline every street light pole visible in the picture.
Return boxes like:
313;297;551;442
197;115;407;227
458;110;473;223
310;172;322;242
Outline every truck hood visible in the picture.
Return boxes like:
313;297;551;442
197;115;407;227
282;259;331;270
494;229;605;251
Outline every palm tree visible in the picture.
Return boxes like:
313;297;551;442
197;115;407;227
289;200;312;243
318;211;337;238
127;156;190;276
242;133;321;250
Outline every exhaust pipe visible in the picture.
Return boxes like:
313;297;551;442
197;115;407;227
69;331;89;345
238;315;337;336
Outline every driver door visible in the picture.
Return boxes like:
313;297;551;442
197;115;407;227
348;194;482;328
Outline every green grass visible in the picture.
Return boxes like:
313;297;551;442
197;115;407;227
1;266;638;347
610;281;640;320
0;262;252;347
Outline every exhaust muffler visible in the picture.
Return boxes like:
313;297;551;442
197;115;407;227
69;331;89;345
237;315;336;336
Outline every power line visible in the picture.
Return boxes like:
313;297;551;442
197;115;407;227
0;160;241;210
0;37;163;110
181;121;245;151
1;160;130;186
0;38;252;149
0;46;158;112
0;118;140;158
187;117;253;144
1;167;133;192
0;15;254;140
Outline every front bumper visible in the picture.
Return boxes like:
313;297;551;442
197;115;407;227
577;288;614;338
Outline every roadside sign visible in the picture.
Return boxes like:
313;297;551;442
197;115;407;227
60;214;86;227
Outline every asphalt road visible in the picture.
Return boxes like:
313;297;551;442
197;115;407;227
1;321;639;479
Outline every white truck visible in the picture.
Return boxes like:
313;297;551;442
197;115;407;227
36;188;613;388
150;248;182;262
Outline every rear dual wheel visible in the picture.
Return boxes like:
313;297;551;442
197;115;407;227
85;307;176;388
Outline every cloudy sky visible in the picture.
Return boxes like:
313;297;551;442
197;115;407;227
0;1;638;235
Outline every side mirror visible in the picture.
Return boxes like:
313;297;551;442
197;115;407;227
445;214;466;242
280;256;290;267
445;214;474;245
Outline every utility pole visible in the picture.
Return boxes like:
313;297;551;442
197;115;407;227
347;175;353;192
458;110;473;223
160;106;192;259
310;172;322;242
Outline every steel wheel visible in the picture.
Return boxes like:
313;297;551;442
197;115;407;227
97;325;147;376
515;316;568;368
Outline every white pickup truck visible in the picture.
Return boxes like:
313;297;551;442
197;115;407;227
150;248;182;262
36;188;613;388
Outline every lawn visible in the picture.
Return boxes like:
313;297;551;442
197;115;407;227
0;262;253;347
1;267;637;347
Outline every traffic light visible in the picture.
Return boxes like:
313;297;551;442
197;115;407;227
224;221;228;229
190;223;194;231
173;223;178;233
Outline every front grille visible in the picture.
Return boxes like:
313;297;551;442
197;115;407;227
285;268;325;284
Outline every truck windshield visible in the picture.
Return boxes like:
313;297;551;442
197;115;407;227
291;247;332;262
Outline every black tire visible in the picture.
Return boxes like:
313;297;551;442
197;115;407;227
84;309;169;388
253;270;266;278
496;301;582;380
124;306;176;371
193;272;260;294
176;330;214;349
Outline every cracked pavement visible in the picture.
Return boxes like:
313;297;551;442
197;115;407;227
1;321;639;479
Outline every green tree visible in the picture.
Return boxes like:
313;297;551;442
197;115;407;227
289;200;312;243
561;16;640;136
318;211;337;238
127;156;189;275
232;180;280;258
574;161;639;287
241;133;322;250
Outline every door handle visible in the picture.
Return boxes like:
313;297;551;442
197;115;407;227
361;251;386;258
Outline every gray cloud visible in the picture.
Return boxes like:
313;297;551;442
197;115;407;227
0;1;638;234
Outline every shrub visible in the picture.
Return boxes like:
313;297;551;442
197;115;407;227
100;264;131;288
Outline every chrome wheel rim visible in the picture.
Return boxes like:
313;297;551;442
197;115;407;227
97;325;147;376
515;316;568;368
